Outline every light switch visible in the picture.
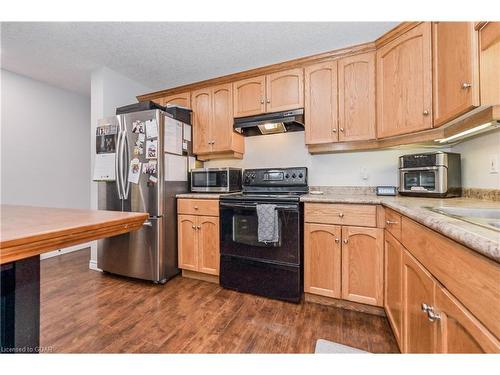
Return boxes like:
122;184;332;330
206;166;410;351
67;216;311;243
489;154;499;174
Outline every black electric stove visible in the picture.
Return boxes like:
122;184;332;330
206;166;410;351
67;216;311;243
219;167;308;303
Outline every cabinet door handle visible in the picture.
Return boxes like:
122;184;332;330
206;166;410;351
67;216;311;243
343;239;348;244
192;225;196;229
340;128;344;132
260;98;264;104
421;303;441;322
266;99;271;104
332;129;337;133
386;220;398;225
197;226;201;230
461;83;472;89
335;238;340;243
423;110;430;116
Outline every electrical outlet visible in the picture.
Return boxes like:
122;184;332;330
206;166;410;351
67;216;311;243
489;154;499;174
360;167;369;181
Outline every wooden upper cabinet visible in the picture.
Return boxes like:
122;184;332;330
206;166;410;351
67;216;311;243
338;52;376;141
304;61;338;144
377;22;433;138
435;285;500;353
233;75;266;117
211;84;233;152
479;22;500;105
178;215;198;272
402;250;436;353
197;216;220;276
191;88;212;154
341;226;383;307
384;231;404;350
304;223;342;298
433;22;479;127
163;92;191;109
266;68;304;113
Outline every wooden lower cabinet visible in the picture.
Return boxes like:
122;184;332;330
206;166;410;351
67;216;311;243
402;250;436;353
178;213;220;276
435;285;500;353
197;216;220;275
304;223;341;298
341;226;383;306
384;231;403;349
178;215;198;271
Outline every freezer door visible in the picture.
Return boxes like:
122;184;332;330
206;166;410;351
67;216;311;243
96;116;123;211
97;217;164;282
120;109;163;216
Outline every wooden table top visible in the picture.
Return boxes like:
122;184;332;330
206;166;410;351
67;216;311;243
0;205;148;264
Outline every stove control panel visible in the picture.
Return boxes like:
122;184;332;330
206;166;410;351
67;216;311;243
243;167;308;186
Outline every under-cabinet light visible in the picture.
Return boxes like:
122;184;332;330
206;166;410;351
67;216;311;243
435;121;499;144
257;122;287;135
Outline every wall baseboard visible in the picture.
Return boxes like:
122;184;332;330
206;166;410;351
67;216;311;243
89;259;102;272
40;243;91;260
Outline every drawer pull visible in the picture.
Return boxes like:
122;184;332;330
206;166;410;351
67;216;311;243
338;213;344;218
194;206;199;209
386;220;399;225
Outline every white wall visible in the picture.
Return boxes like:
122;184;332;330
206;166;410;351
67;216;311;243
89;67;152;270
1;69;91;259
451;129;500;189
205;132;448;187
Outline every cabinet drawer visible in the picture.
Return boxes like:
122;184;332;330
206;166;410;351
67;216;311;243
384;208;402;240
177;199;219;216
304;203;377;227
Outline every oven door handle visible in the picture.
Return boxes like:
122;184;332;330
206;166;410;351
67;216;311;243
220;202;298;210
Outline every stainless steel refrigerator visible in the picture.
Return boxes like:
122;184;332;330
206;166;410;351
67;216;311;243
94;109;190;283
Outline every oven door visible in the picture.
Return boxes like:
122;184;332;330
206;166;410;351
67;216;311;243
220;201;300;265
191;170;228;192
399;167;446;194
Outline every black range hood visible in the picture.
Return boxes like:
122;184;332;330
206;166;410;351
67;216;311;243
234;108;304;136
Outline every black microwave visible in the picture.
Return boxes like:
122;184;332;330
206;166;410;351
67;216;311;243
190;168;242;192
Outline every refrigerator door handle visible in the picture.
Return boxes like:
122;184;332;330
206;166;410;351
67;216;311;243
115;129;123;199
122;129;130;200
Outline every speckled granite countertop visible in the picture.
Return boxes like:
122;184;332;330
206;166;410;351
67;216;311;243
301;190;500;263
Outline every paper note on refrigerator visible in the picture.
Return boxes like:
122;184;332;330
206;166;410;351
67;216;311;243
93;153;116;181
145;119;158;139
164;116;183;155
164;154;187;181
183;124;192;142
128;158;142;184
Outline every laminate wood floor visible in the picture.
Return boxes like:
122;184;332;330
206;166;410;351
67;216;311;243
40;249;399;353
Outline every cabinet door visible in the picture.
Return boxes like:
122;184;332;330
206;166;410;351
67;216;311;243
435;285;500;353
479;22;500;105
304;223;341;298
341;226;383;306
402;250;436;353
433;22;479;127
233;76;266;117
338;52;376;141
384;231;403;349
164;92;191;109
191;88;212;154
304;61;338;144
265;68;304;113
377;22;432;138
211;84;233;152
198;216;220;276
178;215;198;271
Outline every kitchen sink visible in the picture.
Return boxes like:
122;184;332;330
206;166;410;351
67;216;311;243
424;206;500;232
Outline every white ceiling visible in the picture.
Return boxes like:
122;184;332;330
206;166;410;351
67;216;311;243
1;22;398;96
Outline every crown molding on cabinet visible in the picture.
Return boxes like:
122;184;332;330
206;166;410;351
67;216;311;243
137;22;422;102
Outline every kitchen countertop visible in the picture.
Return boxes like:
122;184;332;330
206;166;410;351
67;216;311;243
0;205;148;264
301;192;500;263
